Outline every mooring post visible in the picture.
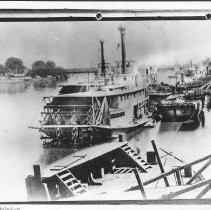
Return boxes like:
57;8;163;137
25;165;48;201
134;167;147;199
119;133;126;142
201;94;205;109
200;110;205;127
33;165;41;180
151;140;170;187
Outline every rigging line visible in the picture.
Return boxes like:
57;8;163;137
160;148;184;163
159;147;203;179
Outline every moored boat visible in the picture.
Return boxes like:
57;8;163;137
149;91;172;101
35;27;152;148
149;83;173;101
157;96;203;130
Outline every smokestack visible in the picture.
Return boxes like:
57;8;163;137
119;26;126;74
100;40;106;75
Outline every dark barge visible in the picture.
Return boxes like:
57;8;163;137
157;97;203;131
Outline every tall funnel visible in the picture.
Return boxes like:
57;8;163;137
100;40;106;75
119;26;126;74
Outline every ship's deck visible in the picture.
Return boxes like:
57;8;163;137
44;84;146;98
39;115;150;130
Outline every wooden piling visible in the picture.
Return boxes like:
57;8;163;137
25;170;48;201
33;165;41;180
200;110;205;127
175;171;182;186
151;140;170;187
119;133;126;142
143;153;211;187
134;167;147;199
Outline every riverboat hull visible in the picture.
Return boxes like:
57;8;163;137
40;117;151;148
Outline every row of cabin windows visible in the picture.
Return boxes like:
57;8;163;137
119;90;145;101
111;111;125;119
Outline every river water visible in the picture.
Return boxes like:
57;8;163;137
0;72;211;201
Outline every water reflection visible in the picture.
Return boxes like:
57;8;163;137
0;82;31;94
0;80;60;201
158;122;182;133
0;78;68;95
33;78;57;89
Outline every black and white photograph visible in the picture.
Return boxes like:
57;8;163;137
1;1;211;207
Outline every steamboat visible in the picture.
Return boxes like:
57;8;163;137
37;27;151;148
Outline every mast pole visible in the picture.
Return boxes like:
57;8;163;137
100;40;107;85
119;26;126;74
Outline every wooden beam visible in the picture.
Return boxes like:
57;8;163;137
195;183;211;199
134;168;147;199
162;179;211;199
143;154;211;186
44;105;90;108
151;140;169;187
186;158;211;185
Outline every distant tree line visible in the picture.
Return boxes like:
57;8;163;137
30;60;68;77
5;57;26;74
0;64;10;75
0;57;99;77
0;57;69;77
0;57;26;75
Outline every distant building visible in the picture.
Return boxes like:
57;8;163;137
157;65;175;72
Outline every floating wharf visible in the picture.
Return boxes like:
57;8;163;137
26;141;153;200
42;142;153;187
26;139;211;201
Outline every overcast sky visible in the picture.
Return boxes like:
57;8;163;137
1;20;211;68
